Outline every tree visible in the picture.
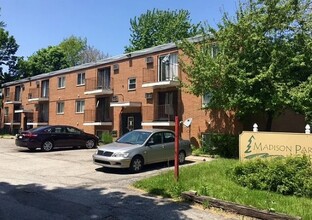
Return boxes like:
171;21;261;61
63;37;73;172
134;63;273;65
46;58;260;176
179;0;312;130
0;28;19;84
19;46;69;77
125;9;201;53
79;45;109;63
290;75;312;123
19;36;108;77
59;36;87;66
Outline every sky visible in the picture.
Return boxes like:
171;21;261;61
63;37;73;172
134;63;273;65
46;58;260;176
0;0;239;59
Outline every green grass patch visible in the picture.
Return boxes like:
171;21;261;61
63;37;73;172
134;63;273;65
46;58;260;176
133;159;312;219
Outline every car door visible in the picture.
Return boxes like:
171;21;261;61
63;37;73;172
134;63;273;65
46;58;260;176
65;126;85;147
163;131;176;161
50;126;68;147
145;132;166;164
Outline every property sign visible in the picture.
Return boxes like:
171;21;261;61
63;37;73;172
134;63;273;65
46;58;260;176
239;131;312;160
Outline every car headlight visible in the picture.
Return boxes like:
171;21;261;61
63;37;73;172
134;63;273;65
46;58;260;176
111;152;129;158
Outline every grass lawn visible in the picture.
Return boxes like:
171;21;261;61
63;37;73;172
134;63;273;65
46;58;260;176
133;159;312;219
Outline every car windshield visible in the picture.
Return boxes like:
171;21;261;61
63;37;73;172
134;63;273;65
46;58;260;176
116;131;152;145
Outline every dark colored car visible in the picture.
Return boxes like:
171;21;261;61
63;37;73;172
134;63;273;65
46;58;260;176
15;125;99;152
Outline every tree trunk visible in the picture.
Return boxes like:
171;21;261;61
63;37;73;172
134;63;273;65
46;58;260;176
265;111;274;131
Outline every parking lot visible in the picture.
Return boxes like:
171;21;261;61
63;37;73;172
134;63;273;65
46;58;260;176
0;138;238;220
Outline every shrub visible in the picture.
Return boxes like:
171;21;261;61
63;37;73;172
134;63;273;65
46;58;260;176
101;132;113;144
201;133;239;158
230;155;312;198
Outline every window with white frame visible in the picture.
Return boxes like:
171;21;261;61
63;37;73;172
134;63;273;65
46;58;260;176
75;100;85;113
159;53;178;82
77;72;85;85
128;78;136;91
57;102;64;114
58;76;66;88
202;93;212;108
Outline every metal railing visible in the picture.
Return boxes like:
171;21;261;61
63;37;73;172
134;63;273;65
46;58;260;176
142;104;176;122
85;77;113;92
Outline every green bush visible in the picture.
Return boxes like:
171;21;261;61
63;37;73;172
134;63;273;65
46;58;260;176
101;132;113;144
201;133;239;158
230;155;312;198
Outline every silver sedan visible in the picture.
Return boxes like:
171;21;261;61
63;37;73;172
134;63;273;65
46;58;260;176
93;129;192;173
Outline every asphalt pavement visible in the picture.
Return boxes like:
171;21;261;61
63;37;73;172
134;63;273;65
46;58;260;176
0;138;241;220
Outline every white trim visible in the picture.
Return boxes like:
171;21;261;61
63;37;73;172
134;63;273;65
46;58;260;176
84;89;113;95
142;80;179;88
27;122;48;126
4;122;21;126
83;122;113;126
14;109;33;113
4;101;22;104
110;102;142;107
28;98;49;102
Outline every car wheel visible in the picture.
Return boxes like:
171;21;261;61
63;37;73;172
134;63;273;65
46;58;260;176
41;140;54;152
129;156;144;173
85;139;95;149
178;151;186;164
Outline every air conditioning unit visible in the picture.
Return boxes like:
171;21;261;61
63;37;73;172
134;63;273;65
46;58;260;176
111;95;119;102
145;93;153;100
113;64;119;71
145;56;154;64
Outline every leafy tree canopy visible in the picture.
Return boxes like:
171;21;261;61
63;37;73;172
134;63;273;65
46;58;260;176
59;35;87;66
18;46;69;78
179;0;312;130
125;9;201;53
18;36;108;77
0;26;19;84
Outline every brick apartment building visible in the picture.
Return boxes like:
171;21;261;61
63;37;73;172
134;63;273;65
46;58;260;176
0;39;305;145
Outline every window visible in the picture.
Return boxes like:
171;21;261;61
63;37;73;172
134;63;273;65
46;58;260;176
57;102;64;114
128;78;136;91
76;100;85;113
4;107;9;116
77;72;85;85
211;44;219;58
5;88;10;97
58;76;65;88
202;93;212;108
159;53;178;81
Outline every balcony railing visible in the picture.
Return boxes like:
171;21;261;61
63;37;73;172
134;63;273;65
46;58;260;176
142;67;181;88
27;111;49;123
142;104;176;122
84;109;111;123
4;92;22;104
28;88;49;101
4;113;21;124
85;77;113;95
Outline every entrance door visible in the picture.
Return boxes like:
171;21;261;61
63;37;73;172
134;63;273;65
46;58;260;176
121;113;142;135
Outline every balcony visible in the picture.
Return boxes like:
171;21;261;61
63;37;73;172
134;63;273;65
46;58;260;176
83;109;112;126
4;113;21;126
84;77;113;95
4;92;22;104
142;67;180;89
28;88;49;102
26;111;49;126
141;104;177;127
